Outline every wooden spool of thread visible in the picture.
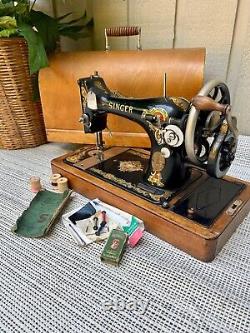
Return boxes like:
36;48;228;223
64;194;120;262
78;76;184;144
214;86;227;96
57;177;69;192
50;173;61;189
30;176;42;193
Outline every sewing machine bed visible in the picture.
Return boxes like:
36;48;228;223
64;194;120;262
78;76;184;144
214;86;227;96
51;145;250;262
64;146;203;204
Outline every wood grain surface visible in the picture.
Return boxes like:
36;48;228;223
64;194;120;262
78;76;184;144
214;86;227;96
51;147;250;262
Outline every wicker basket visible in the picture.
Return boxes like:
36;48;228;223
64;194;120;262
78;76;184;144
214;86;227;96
0;37;47;149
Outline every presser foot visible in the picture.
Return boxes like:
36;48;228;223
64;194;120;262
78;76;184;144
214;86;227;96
96;131;105;161
96;149;104;161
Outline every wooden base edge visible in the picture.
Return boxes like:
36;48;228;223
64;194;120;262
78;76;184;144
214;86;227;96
51;151;250;262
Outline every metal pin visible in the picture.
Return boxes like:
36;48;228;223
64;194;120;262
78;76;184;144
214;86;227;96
163;72;167;98
93;216;98;230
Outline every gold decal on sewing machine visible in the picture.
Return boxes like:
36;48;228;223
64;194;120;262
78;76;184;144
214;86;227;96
169;97;190;111
119;161;143;172
108;102;133;113
147;152;165;187
90;167;163;202
129;150;149;159
65;146;95;164
148;171;164;187
143;107;169;122
152;152;165;172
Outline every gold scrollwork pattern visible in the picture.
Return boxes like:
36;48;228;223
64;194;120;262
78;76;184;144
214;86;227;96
148;171;164;188
169;97;190;111
129;149;149;159
90;167;163;202
142;107;169;122
65;147;96;164
147;122;164;145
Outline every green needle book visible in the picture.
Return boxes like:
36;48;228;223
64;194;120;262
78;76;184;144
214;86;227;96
12;189;72;238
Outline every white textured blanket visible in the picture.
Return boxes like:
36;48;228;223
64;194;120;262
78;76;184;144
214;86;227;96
0;137;249;333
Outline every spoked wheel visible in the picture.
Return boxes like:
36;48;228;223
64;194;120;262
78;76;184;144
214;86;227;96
207;133;236;178
207;83;230;104
185;80;238;178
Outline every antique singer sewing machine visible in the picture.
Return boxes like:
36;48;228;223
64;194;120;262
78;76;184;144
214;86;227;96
52;71;250;261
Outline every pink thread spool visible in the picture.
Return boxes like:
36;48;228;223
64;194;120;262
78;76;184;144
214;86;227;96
30;176;42;193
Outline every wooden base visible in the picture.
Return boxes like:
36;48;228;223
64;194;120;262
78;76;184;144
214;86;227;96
51;146;250;262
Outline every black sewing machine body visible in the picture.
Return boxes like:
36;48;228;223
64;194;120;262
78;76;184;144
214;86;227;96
78;72;238;193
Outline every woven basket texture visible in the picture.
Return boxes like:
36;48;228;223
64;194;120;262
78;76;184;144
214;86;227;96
0;37;47;150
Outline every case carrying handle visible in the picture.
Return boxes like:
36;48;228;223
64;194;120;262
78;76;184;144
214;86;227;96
105;26;142;51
